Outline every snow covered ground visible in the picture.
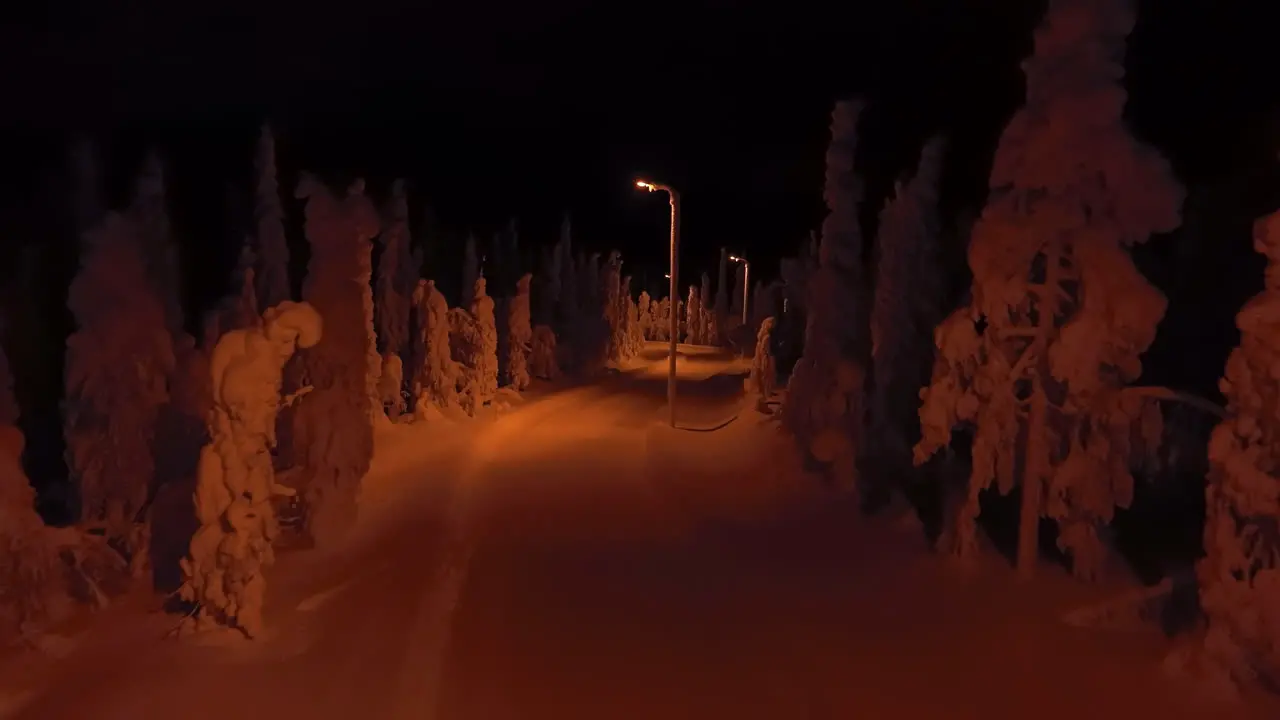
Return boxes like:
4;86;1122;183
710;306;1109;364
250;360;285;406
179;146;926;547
3;342;1277;719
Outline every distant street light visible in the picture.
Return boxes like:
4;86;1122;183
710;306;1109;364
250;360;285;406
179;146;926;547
728;254;749;325
637;178;680;428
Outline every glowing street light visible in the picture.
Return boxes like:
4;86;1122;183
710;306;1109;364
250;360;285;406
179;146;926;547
728;253;749;326
636;177;680;428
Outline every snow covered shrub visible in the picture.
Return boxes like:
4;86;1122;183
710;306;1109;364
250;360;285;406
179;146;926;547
749;317;778;412
866;137;948;494
507;273;534;391
912;0;1184;578
1198;207;1280;689
781;100;870;492
412;279;461;416
65;210;175;537
530;325;560;381
179;301;321;637
287;175;381;548
253;125;291;313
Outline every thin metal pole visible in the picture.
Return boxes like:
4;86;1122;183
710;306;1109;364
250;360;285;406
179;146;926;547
741;261;749;326
667;190;680;428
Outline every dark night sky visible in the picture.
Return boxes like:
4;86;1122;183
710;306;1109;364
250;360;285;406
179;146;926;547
0;0;1275;300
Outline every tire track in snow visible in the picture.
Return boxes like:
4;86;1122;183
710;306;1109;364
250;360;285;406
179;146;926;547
390;386;607;719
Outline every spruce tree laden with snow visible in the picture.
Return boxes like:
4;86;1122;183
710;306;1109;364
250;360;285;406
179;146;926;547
530;325;560;381
507;273;534;391
65;210;175;541
461;234;480;309
287;175;381;548
0;328;68;639
624;276;643;357
750;317;778;412
715;248;729;343
781;100;871;492
685;285;700;344
1197;207;1280;690
253;126;291;313
866;137;948;498
699;273;712;345
604;252;626;363
132;151;185;339
375;180;415;417
452;277;499;414
637;290;652;341
412;279;461;416
179;302;320;638
913;0;1184;579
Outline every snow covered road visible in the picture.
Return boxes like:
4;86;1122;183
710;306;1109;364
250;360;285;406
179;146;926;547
8;344;1278;719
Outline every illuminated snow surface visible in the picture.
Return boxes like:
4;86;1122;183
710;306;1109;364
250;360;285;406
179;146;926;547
3;343;1277;719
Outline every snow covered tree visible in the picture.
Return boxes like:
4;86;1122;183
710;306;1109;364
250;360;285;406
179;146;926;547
913;0;1184;579
556;217;577;332
65;210;175;538
180;301;320;638
530;325;560;381
131;151;185;338
376;179;414;359
461;234;480;309
507;273;534;391
653;298;670;342
715;248;729;343
287;176;381;548
0;323;15;429
781;100;870;492
1197;206;1280;689
685;285;700;344
604;252;627;363
699;273;712;345
253;126;291;313
866;137;949;497
750;317;778;412
411;279;461;416
0;423;65;640
778;232;820;355
730;262;745;330
452;278;499;415
637;290;652;341
624;276;643;356
205;241;260;347
375;180;415;417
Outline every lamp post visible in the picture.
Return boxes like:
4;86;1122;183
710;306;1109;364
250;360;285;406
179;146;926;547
637;179;680;428
729;254;749;326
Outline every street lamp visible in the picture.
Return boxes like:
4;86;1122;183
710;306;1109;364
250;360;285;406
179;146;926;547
637;178;680;428
728;254;749;325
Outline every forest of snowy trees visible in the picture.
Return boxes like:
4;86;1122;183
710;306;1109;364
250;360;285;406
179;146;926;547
0;0;1276;701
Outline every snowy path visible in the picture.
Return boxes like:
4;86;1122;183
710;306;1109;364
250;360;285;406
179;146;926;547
7;344;1280;719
